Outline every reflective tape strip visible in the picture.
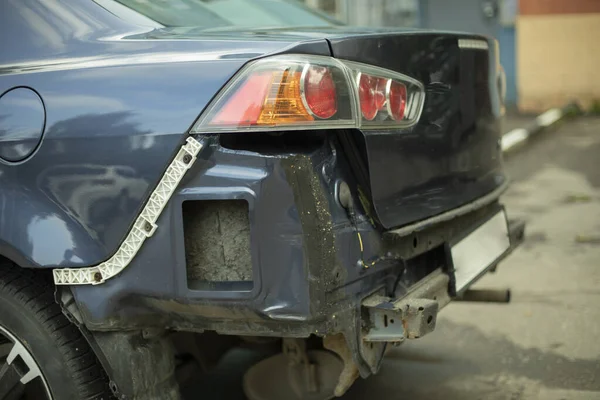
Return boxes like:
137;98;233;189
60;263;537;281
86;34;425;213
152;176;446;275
53;136;203;285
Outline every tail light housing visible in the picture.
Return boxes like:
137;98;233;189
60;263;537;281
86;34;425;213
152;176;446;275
192;55;425;133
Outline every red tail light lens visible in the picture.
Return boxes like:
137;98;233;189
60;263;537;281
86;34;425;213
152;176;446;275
358;74;388;120
211;72;273;126
358;74;377;120
374;77;387;111
387;81;407;121
303;66;337;119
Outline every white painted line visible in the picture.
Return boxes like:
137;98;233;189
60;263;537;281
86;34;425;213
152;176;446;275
501;128;529;152
501;107;565;153
536;108;562;127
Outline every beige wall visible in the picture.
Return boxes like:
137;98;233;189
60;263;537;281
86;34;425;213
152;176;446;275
517;13;600;112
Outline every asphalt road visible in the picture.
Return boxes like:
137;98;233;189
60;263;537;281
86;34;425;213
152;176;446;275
188;117;600;400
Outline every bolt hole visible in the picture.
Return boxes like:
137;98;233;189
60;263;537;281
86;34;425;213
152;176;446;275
413;236;418;248
418;306;424;311
144;221;154;232
370;343;374;349
390;319;394;324
427;315;433;324
433;296;437;301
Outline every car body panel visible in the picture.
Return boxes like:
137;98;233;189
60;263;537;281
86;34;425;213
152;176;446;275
0;87;46;162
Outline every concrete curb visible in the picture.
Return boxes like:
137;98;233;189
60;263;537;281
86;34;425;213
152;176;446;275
501;102;581;153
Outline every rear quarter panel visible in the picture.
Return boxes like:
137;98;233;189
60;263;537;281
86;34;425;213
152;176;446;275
0;0;328;268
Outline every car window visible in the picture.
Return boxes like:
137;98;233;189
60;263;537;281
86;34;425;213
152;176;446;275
110;0;337;28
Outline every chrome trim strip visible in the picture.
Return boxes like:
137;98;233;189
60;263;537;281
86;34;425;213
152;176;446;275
458;39;489;50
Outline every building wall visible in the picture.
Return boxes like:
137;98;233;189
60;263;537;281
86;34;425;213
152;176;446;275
518;0;600;112
303;0;420;27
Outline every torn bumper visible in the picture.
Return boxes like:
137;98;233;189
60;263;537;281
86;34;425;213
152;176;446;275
62;134;523;372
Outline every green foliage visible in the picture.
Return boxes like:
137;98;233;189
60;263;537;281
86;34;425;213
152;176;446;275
588;99;600;115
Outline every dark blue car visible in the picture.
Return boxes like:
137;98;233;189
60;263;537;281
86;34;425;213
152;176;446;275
0;1;523;399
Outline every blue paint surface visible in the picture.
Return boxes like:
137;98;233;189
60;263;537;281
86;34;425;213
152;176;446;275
497;27;517;105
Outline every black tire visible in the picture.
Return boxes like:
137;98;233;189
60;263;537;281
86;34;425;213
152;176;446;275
0;262;112;400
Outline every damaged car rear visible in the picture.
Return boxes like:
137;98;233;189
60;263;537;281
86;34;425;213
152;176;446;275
0;1;523;399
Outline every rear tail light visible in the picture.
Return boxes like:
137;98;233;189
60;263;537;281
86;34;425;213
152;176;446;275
344;60;424;127
192;55;425;133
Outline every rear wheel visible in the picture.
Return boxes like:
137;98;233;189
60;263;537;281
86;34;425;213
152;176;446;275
0;263;111;400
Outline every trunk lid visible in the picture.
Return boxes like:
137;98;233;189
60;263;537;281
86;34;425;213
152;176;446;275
328;32;506;229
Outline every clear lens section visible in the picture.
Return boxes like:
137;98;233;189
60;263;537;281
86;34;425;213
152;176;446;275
193;55;355;132
191;55;425;133
344;61;425;128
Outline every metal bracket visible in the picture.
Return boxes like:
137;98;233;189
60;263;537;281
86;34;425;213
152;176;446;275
362;269;450;342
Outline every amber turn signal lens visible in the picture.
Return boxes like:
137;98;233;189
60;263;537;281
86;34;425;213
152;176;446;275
257;69;313;125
